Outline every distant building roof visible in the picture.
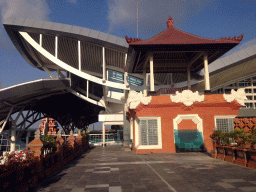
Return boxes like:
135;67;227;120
236;108;256;117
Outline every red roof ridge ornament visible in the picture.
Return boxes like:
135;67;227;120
125;35;142;43
167;16;174;28
219;34;244;42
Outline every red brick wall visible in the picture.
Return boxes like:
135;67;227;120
178;120;197;130
131;94;241;154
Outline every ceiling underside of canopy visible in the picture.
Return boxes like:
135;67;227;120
0;79;104;130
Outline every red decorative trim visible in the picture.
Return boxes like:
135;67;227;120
125;35;142;43
219;34;244;42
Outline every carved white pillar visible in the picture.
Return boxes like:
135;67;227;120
149;54;154;91
204;53;210;92
143;66;147;96
187;66;191;89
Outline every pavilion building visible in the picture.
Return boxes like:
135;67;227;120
124;16;245;153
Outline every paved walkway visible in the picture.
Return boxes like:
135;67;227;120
34;146;256;192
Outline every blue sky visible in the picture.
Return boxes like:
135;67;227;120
0;0;256;130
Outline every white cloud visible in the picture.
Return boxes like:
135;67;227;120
107;0;214;37
0;0;50;52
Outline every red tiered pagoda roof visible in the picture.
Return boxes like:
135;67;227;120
126;16;243;46
125;16;243;74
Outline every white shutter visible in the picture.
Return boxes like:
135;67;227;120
148;119;158;145
139;119;158;145
140;119;148;145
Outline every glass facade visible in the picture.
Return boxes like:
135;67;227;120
212;75;256;109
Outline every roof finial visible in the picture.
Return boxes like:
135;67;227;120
167;15;174;28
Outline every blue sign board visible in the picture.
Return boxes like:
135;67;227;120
108;70;143;93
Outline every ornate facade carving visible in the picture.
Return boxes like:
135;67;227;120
167;15;174;28
223;88;247;106
125;90;152;112
170;90;204;106
39;117;59;136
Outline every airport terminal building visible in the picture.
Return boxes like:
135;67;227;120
1;16;256;154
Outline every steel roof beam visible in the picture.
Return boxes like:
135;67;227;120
19;31;129;91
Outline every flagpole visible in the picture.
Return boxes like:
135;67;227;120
137;0;138;38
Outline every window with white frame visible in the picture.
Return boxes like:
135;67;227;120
135;117;162;149
214;116;236;133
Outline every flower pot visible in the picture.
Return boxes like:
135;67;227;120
224;146;235;163
216;145;225;161
247;149;256;169
251;144;256;150
234;148;248;167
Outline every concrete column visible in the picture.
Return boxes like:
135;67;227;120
149;54;154;91
26;131;31;149
130;118;133;141
102;122;105;147
187;66;191;89
102;47;106;80
10;125;16;152
204;53;210;92
143;66;147;96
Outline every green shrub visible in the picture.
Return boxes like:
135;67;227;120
41;134;57;153
219;132;232;146
230;128;248;147
248;129;256;148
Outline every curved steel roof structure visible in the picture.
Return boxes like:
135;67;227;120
0;79;104;132
3;17;191;85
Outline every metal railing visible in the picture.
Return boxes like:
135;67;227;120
89;134;115;144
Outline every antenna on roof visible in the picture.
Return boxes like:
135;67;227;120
137;0;139;38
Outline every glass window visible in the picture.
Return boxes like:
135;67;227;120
247;96;253;100
253;82;256;86
139;119;158;145
224;89;231;94
216;118;234;133
227;83;237;87
254;96;256;100
245;89;252;93
245;103;253;108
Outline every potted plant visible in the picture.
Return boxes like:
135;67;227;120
231;128;249;167
41;134;57;154
248;129;256;150
247;129;256;169
231;128;249;148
